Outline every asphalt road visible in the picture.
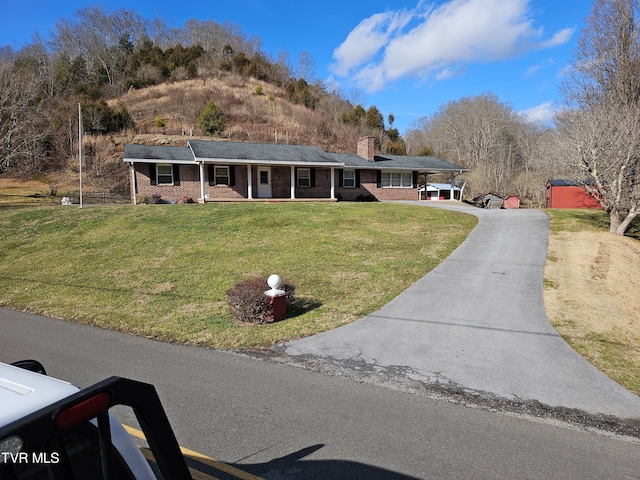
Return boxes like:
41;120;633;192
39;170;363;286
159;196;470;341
1;309;639;479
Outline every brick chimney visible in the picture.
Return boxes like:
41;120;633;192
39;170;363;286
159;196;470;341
357;136;375;161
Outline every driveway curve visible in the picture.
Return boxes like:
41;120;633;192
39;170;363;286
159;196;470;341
276;202;640;425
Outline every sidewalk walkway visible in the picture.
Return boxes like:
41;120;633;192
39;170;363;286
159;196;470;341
277;202;640;422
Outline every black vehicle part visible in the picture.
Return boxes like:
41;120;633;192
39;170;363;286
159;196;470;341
10;360;47;375
0;376;192;480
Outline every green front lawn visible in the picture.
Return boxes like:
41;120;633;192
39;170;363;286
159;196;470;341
0;203;476;348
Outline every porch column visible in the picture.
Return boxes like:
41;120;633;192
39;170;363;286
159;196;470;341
199;162;205;202
247;164;253;199
422;173;428;200
290;166;296;199
450;174;454;200
330;167;335;200
129;163;137;205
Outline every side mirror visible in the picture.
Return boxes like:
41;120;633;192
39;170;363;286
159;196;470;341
11;359;47;375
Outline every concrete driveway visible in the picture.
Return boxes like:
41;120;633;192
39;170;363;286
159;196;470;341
277;202;640;425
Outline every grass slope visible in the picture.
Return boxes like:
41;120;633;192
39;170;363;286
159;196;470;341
544;210;640;395
0;203;476;349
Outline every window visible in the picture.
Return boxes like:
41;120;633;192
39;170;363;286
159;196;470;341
343;170;356;188
297;168;311;187
381;171;412;188
214;166;229;185
156;164;173;185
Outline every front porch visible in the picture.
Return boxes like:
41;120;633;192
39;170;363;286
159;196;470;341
199;164;337;202
202;197;338;203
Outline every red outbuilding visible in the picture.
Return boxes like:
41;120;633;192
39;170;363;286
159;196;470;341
545;180;601;209
501;196;520;209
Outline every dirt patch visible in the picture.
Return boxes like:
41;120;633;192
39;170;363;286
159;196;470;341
544;231;640;393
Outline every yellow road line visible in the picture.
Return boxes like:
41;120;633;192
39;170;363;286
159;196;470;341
138;447;219;480
123;424;263;480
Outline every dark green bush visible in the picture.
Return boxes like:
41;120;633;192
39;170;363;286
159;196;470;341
198;101;225;136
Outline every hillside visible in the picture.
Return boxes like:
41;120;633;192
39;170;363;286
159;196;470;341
36;72;382;194
119;72;363;150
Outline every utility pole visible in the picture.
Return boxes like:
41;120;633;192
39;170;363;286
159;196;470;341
78;103;83;208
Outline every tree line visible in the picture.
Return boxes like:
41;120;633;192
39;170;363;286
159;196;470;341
405;0;640;235
0;6;402;181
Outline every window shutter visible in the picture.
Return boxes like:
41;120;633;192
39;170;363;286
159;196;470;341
150;164;157;186
173;164;181;186
339;169;344;187
208;165;214;186
355;170;361;188
229;166;235;186
376;170;381;188
412;171;418;188
310;168;316;188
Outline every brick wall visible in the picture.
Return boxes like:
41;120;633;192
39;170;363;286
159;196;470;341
204;165;246;200
334;169;419;201
134;164;201;203
133;163;420;203
296;167;332;199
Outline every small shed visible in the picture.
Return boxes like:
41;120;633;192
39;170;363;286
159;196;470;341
473;193;503;209
545;180;601;209
419;183;461;201
501;196;520;209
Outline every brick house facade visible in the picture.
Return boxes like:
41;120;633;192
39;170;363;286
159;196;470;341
124;137;467;204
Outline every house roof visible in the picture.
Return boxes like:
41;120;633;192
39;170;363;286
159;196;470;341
124;144;194;163
473;193;503;202
334;153;467;172
123;139;468;173
188;140;340;166
547;179;595;187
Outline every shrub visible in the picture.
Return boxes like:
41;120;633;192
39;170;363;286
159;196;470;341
146;194;162;204
198;101;225;136
154;115;166;129
226;277;295;324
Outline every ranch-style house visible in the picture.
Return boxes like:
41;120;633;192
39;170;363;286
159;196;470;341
123;136;468;204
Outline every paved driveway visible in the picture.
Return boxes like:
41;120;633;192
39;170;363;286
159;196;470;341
277;202;640;423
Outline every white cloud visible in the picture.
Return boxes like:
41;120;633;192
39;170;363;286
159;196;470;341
520;101;556;124
525;58;554;77
332;0;574;92
539;27;576;49
435;66;465;81
331;9;414;76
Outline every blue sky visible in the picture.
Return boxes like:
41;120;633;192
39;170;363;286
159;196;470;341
1;0;592;133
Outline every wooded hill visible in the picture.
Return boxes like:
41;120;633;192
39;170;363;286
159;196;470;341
0;6;404;193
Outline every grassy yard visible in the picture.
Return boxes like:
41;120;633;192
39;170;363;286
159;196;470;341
544;209;640;395
0;202;476;348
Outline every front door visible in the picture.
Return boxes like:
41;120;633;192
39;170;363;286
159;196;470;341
257;167;272;198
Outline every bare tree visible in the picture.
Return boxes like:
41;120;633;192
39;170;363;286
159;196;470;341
558;0;640;234
296;51;316;81
563;0;640;109
555;105;640;234
0;61;45;172
406;94;528;197
49;6;148;87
